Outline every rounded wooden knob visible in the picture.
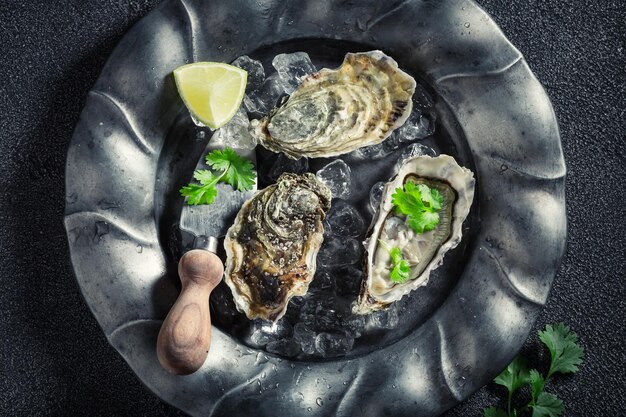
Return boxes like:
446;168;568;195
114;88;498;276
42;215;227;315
157;249;223;375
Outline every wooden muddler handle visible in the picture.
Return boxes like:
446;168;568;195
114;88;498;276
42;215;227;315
157;249;223;375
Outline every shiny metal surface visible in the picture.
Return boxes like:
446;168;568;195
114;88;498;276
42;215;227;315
64;0;566;415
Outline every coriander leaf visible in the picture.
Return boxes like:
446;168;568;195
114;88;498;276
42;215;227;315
180;182;218;205
531;392;564;417
494;356;531;395
484;407;508;417
206;147;256;191
389;247;411;283
417;183;442;210
193;169;220;186
538;323;584;377
378;240;411;283
391;181;443;233
529;369;545;403
392;182;425;216
407;210;439;234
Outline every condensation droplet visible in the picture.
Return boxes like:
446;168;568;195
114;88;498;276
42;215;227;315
136;245;143;253
316;397;324;407
464;22;470;28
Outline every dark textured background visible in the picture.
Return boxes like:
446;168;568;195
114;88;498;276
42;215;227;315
1;0;624;415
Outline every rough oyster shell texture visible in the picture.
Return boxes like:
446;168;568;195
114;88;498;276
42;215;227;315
354;155;475;314
252;50;416;159
224;173;332;321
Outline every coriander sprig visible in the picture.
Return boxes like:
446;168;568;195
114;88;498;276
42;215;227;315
391;182;443;234
485;323;584;417
180;147;256;205
379;240;411;284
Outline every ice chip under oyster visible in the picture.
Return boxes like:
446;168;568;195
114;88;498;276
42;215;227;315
224;173;332;321
252;50;416;159
354;155;475;314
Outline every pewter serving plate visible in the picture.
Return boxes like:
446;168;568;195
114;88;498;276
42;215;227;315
64;0;566;415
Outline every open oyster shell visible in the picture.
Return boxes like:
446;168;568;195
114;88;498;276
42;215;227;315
224;173;332;321
354;155;475;314
252;50;416;159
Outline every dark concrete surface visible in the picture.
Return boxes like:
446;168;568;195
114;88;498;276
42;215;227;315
0;0;624;416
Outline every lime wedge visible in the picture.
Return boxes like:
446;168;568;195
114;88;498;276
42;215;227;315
173;62;247;129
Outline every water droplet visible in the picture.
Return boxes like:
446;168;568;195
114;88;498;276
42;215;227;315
135;245;143;253
275;383;280;388
255;352;270;365
500;164;508;172
464;22;471;28
316;397;324;406
392;384;397;389
307;407;312;412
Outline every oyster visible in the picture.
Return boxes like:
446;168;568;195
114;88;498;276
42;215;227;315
354;155;475;314
224;173;332;321
251;50;416;159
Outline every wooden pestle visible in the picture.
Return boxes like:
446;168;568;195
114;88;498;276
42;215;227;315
157;249;223;375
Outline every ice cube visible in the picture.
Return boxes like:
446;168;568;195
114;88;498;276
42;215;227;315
396;143;437;170
249;319;293;347
244;73;287;116
271;52;317;94
351;136;399;160
368;303;399;329
317;236;363;267
266;338;301;357
210;285;241;326
324;199;365;237
334;265;364;297
309;269;336;293
395;111;435;142
315;331;354;358
231;55;266;93
268;153;309;182
412;84;435;112
316;160;351;199
341;314;366;338
299;294;348;330
369;181;385;211
293;322;317;355
210;107;257;149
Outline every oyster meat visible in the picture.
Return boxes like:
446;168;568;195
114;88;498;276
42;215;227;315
251;50;416;159
224;173;332;321
354;155;475;314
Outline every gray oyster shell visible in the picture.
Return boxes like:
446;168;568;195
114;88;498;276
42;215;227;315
252;50;416;159
224;173;332;321
354;155;475;314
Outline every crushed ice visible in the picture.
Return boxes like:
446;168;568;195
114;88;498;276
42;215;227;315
202;52;438;358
